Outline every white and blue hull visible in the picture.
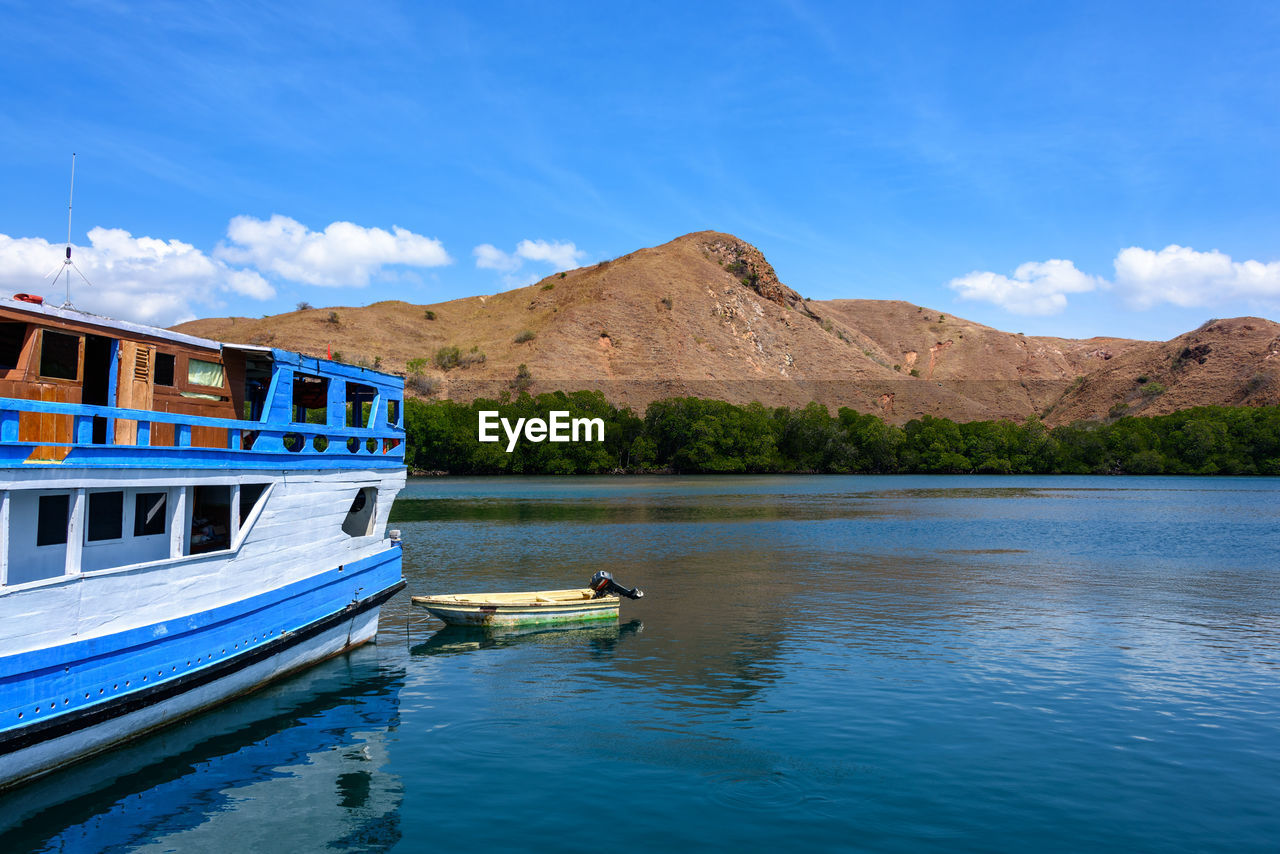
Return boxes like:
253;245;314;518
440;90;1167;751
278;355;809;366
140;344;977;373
0;466;406;790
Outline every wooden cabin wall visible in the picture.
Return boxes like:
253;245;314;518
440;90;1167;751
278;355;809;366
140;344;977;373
9;331;83;462
19;383;79;460
151;348;238;449
114;341;156;445
0;306;241;452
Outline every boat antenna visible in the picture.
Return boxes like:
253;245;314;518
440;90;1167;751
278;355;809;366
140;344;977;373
48;152;93;308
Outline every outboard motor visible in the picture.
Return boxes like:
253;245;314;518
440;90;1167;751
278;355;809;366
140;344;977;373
590;570;644;600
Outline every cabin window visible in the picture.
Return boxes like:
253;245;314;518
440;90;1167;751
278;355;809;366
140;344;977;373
240;482;269;526
386;399;400;427
87;491;125;542
39;330;81;380
187;358;225;388
134;492;167;537
346;383;375;428
36;494;70;547
0;322;26;369
342;487;377;537
155;353;176;386
190;485;231;555
293;374;329;423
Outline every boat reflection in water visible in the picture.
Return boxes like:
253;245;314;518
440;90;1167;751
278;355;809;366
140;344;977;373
0;645;404;853
411;619;644;657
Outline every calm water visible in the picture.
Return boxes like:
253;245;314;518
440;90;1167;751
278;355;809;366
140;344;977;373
3;475;1280;852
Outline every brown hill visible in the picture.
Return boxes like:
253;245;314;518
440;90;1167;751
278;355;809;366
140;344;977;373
176;231;1280;424
1048;317;1280;422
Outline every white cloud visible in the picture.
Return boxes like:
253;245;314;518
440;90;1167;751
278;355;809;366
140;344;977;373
473;243;521;272
0;228;274;326
949;259;1102;315
514;239;584;269
224;267;275;299
472;238;585;281
218;214;450;287
952;245;1280;316
1114;244;1280;309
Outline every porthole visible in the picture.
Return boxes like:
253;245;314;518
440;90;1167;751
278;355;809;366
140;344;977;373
342;487;377;537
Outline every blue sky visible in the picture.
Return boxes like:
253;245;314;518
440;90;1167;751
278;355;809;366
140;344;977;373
0;0;1277;340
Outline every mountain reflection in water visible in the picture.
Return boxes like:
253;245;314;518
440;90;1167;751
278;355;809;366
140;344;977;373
390;494;905;524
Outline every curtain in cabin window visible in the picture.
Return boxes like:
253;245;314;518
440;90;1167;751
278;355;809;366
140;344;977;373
187;358;225;388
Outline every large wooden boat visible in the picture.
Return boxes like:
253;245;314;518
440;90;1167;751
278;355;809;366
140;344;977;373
0;295;407;791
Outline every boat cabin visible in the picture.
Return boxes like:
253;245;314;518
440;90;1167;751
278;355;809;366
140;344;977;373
0;296;404;463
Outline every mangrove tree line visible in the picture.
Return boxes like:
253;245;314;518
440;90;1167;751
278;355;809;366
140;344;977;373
402;393;1280;476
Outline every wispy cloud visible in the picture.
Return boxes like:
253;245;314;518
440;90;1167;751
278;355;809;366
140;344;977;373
217;215;451;287
511;238;585;269
472;238;585;289
473;243;523;272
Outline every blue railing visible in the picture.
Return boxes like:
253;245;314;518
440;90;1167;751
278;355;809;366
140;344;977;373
0;398;405;470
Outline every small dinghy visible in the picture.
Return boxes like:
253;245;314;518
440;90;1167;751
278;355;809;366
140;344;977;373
412;571;644;627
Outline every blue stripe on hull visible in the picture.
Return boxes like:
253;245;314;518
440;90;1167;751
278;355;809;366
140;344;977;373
0;545;403;740
0;581;401;790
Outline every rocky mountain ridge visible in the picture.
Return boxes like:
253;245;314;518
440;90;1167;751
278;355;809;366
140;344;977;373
176;231;1280;425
